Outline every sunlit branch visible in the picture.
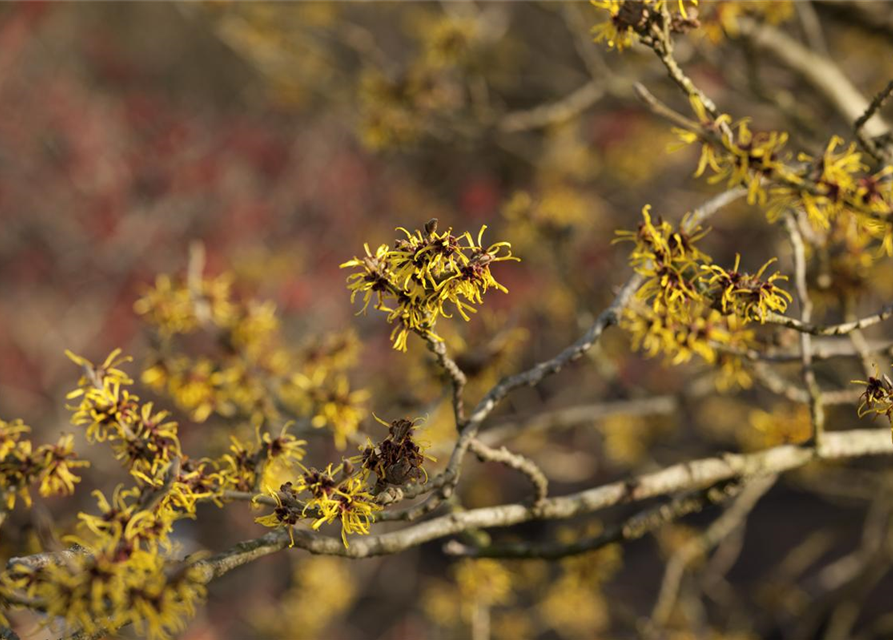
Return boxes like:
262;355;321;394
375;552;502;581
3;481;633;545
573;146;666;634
468;439;548;506
442;479;745;560
763;303;893;337
188;429;893;565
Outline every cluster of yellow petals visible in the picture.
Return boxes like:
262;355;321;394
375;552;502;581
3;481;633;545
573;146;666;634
616;206;788;384
136;262;370;450
673;97;893;256
0;419;88;510
255;462;381;548
341;220;518;351
254;415;435;548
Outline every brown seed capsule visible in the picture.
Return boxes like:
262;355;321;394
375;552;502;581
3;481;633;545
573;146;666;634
425;218;439;236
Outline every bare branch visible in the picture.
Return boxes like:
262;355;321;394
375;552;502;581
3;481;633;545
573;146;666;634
468;439;548;506
7;544;88;572
443;479;745;560
736;17;890;139
795;1;828;57
715;338;893;364
426;336;468;426
785;215;825;444
855;78;893;163
475;394;683;448
649;475;778;632
763;303;893;337
499;81;605;133
186;429;893;566
633;82;702;132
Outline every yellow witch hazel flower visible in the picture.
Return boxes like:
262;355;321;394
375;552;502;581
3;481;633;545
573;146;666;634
591;0;698;51
853;366;893;426
283;370;369;450
252;415;430;548
615;205;774;388
63;350;197;499
614;205;709;318
670;94;794;207
78;485;175;553
0;419;89;509
327;475;380;546
614;205;709;272
673;101;893;254
359;415;436;490
696;1;794;43
19;545;207;640
134;272;236;337
700;254;792;323
768;136;867;229
453;559;513;619
34;434;89;499
254;462;381;548
341;219;518;351
746;405;811;449
623;306;749;366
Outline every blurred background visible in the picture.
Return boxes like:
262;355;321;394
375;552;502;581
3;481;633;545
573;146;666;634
3;2;893;639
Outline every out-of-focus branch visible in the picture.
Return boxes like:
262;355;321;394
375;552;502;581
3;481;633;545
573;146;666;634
795;1;828;57
475;394;682;448
499;81;605;133
426;336;467;426
561;1;611;80
736;17;890;139
843;294;881;379
816;1;893;41
715;338;893;364
633;81;702;132
749;362;860;407
792;498;893;640
648;475;778;633
0;626;21;640
785;215;825;444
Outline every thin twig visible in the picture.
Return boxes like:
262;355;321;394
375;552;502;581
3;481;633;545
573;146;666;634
633;82;702;132
736;17;889;139
785;215;825;445
763;303;893;337
715;338;893;364
499;81;605;133
426;336;467;427
474;394;682;449
648;475;778;632
468;439;548;506
855;78;893;163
